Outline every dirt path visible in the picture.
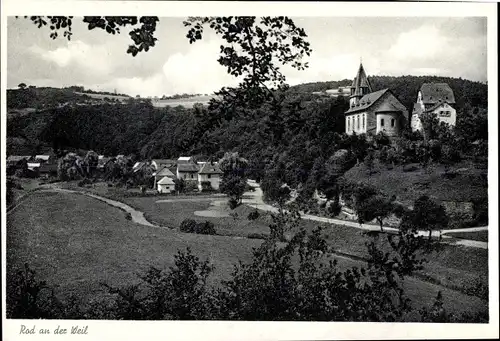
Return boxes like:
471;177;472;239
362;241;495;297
243;180;488;250
42;187;160;228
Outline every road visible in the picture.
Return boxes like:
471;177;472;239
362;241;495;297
243;180;488;250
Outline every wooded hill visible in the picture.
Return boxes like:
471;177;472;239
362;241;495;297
7;75;487;165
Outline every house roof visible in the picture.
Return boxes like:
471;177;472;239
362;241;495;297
157;176;175;185
177;163;200;172
35;155;51;161
98;157;111;166
198;162;223;175
423;100;451;113
7;155;30;162
177;156;193;163
154;166;175;178
153;159;176;165
132;162;146;172
345;89;389;114
350;63;372;97
420;83;456;104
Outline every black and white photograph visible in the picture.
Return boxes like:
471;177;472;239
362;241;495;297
2;1;498;340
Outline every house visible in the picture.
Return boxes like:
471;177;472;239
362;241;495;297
345;63;408;137
157;176;176;194
411;83;457;132
153;166;176;188
152;159;176;171
197;162;223;191
177;162;200;182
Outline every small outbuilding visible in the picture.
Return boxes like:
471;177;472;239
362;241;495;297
157;176;176;194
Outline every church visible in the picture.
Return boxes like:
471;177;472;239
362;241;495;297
344;63;408;137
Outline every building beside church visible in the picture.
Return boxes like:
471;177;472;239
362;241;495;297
345;63;408;137
411;83;457;131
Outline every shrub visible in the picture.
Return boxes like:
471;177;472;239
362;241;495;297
307;227;328;252
194;221;216;235
247;232;268;240
180;219;198;233
180;219;216;235
228;197;239;210
201;181;213;192
125;213;132;221
247;210;259;220
403;164;419;172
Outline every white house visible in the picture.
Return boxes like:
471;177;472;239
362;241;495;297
197;162;223;191
177;162;200;182
411;83;457;132
157;176;175;194
153;166;176;188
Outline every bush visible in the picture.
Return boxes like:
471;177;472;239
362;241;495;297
201;181;213;192
228;197;239;210
179;219;216;235
180;219;198;233
194;221;216;235
247;232;268;240
403;164;419;172
247;210;260;220
125;212;132;220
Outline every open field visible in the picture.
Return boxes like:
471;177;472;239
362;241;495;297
7;189;488;318
151;95;217;108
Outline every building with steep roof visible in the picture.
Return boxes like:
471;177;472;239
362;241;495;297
345;63;408;137
157;176;176;193
197;162;223;191
411;83;457;132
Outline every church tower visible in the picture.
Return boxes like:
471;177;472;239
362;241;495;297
349;63;372;107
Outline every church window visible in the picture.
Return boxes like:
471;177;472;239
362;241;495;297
380;118;385;127
362;115;365;129
357;115;360;129
347;117;350;131
391;119;395;127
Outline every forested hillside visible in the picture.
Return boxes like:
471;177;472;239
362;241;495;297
7;75;487;171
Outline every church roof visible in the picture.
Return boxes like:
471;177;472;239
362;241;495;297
350;63;372;97
375;101;401;113
345;89;389;114
420;83;456;104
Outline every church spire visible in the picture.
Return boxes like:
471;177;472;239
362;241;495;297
350;62;372;107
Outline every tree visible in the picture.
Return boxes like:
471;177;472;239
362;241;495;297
18;83;27;90
356;194;394;232
219;152;249;208
364;147;375;175
403;195;449;240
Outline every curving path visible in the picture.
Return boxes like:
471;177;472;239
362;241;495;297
243;180;488;250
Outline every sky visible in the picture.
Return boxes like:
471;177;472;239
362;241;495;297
7;16;487;97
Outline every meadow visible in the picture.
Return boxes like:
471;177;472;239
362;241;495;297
6;189;488;317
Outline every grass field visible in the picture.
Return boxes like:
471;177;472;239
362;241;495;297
450;231;489;242
343;161;488;206
59;182;489;300
7;190;488;318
